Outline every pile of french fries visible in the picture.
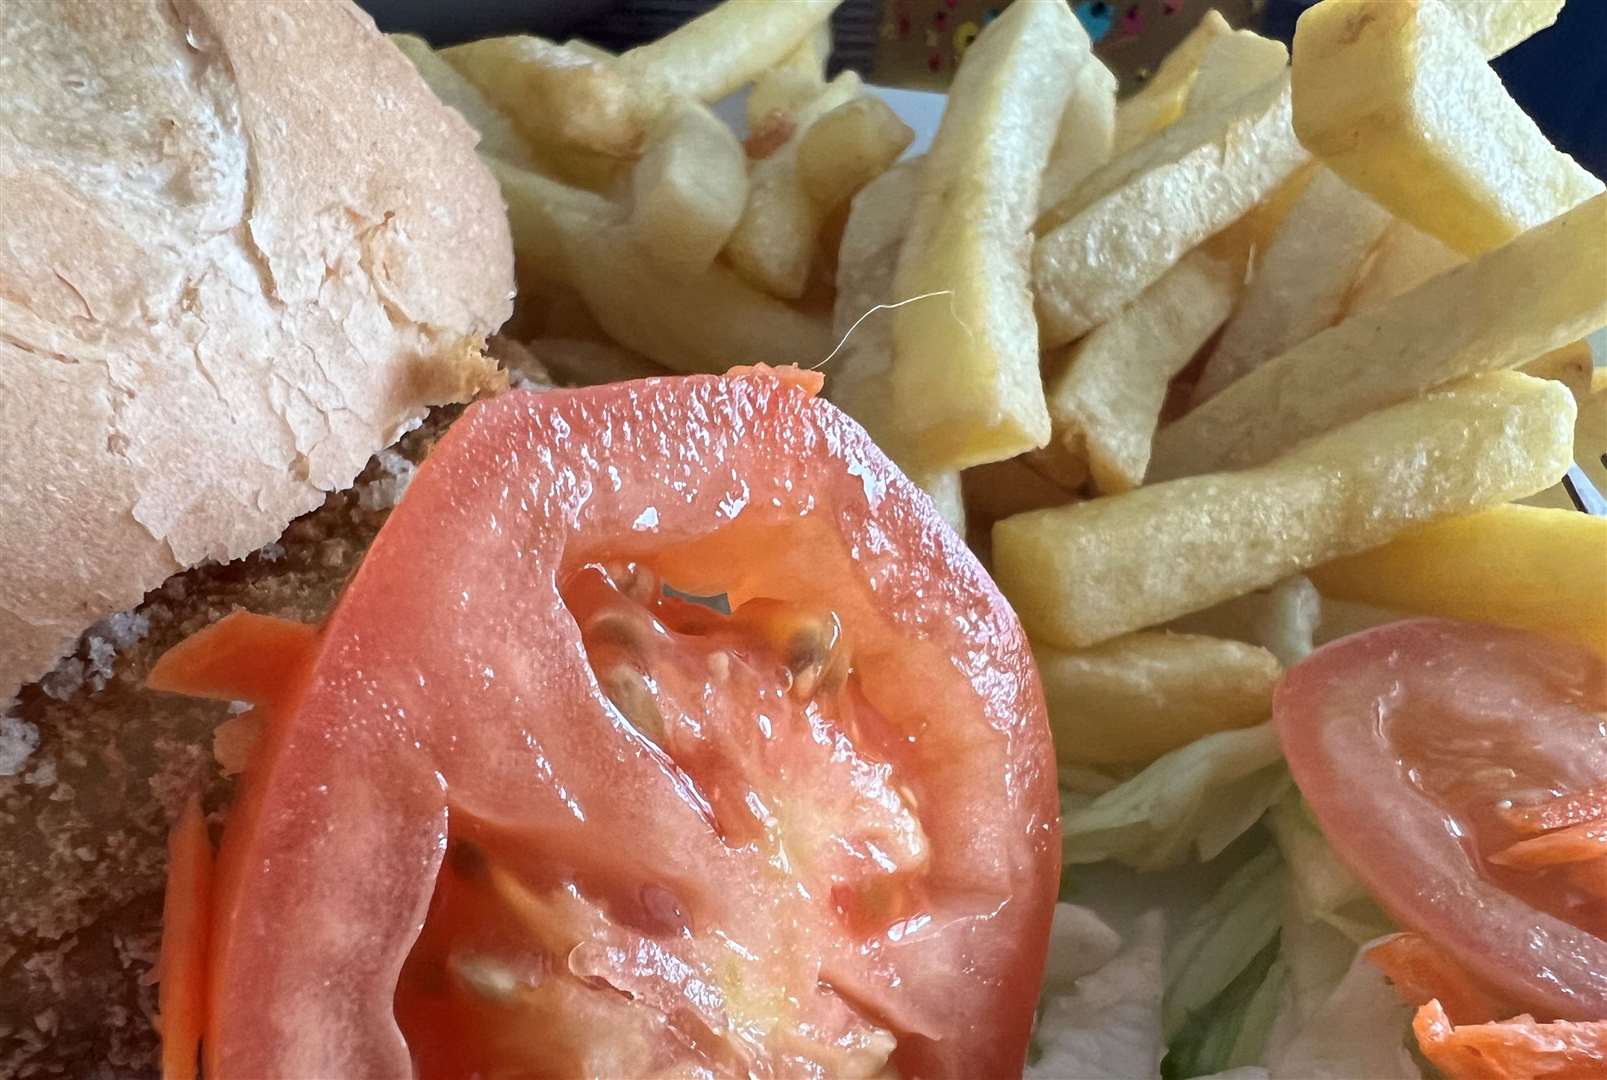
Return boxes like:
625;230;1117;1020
397;0;1606;771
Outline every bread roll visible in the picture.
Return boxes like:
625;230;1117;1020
0;0;514;704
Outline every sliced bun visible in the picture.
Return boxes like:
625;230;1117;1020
0;0;514;702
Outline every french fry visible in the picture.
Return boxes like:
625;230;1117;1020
615;0;843;104
390;35;538;169
744;114;799;163
1150;194;1607;480
560;38;615;62
826;163;963;526
494;148;829;371
797;96;915;210
1344;220;1462;314
1047;249;1238;494
962;459;1079;527
1443;0;1564;57
828;163;915;448
1021;441;1091;493
1033;72;1310;346
560;222;832;374
1183;28;1289;115
628;100;748;276
1352;0;1573;310
892;0;1097;470
1037;632;1281;766
460;7;822;178
1315;598;1408;647
1525;369;1607;512
724;72;863;299
511;285;610;343
1519;340;1595;402
524;42;633;185
745;22;830;132
1344;232;1591;404
994;371;1576;649
444;36;646;159
524;337;670;387
1200;160;1318;279
1166;576;1322;668
1192;168;1392;403
1038;58;1117;212
489;157;616;290
1310;504;1607;655
1291;0;1602;257
1112;10;1231;155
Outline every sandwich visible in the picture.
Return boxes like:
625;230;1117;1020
0;1;515;1069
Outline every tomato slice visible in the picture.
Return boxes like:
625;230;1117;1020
1276;619;1607;1021
194;374;1058;1078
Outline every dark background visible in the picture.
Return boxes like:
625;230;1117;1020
360;0;1606;179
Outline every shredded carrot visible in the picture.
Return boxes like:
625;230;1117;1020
1500;785;1607;835
1414;999;1607;1080
147;611;317;708
1490;821;1607;869
157;794;213;1080
725;363;825;398
1366;933;1511;1025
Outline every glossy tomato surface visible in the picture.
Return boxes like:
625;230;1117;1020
1276;618;1607;1020
202;374;1059;1078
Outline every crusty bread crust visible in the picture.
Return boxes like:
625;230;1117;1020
0;0;514;704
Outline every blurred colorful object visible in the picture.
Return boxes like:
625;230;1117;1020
873;0;1257;91
1073;2;1115;42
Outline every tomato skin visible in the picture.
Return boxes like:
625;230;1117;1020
200;375;1059;1078
1276;618;1607;1021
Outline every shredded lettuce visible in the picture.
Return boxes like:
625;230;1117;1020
1170;941;1423;1080
1162;940;1285;1078
1167;575;1322;669
1043;709;1417;1078
1272;904;1365;1033
1063;725;1291;871
1152;851;1419;1078
1264;792;1393;943
1262;939;1423;1078
1029;911;1167;1079
1042;902;1125;994
1163;846;1286;1038
1252;793;1416;1077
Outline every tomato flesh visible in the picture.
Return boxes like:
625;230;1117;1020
200;376;1058;1078
396;564;930;1078
1276;618;1607;1020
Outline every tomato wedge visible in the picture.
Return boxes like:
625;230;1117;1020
1276;619;1607;1021
185;373;1058;1078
